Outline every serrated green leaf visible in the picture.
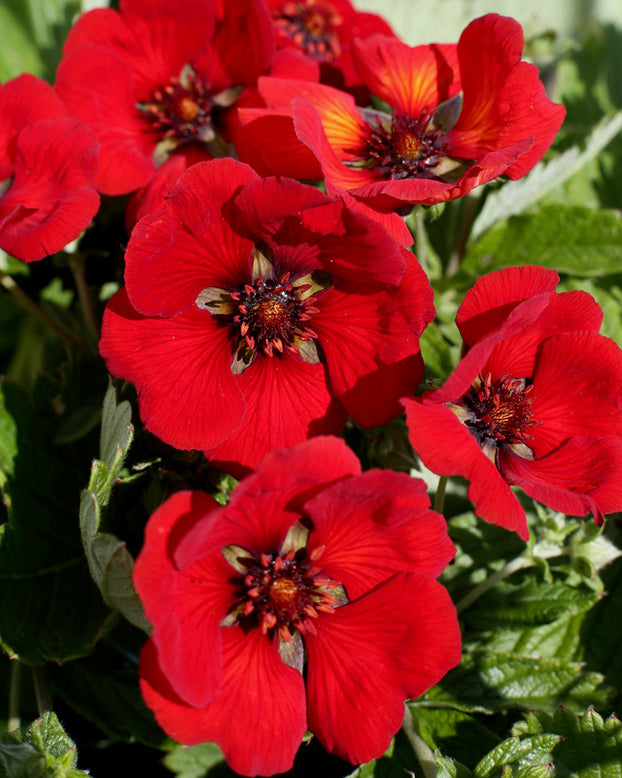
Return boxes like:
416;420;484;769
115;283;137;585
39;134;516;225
473;733;560;778
463;205;622;278
471;112;622;240
0;711;89;777
421;651;609;714
464;581;600;630
511;707;622;777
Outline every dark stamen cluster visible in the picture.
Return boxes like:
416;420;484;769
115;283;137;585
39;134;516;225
225;546;341;642
462;373;536;448
138;71;213;141
367;109;447;179
275;0;342;60
232;272;319;358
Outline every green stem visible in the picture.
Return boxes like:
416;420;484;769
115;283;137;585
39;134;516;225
8;659;21;731
456;555;532;614
445;192;480;277
69;254;99;342
402;707;437;778
0;270;93;357
434;476;447;515
32;666;53;716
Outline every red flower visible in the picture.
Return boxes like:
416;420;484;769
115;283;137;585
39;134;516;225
266;0;394;100
238;14;565;223
54;0;274;196
134;436;461;776
402;266;622;540
99;158;433;472
0;74;99;263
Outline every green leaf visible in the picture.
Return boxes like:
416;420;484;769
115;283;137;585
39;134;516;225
0;5;44;81
421;650;610;714
0;0;81;81
163;743;227;778
473;732;560;778
0;382;110;663
79;386;148;632
513;707;622;777
463;205;622;278
0;711;89;777
471;112;622;240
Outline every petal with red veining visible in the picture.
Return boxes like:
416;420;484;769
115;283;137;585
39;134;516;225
99;289;244;450
403;399;528;539
304;469;455;600
140;627;306;776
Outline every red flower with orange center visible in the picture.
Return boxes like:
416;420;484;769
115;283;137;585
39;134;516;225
134;437;461;775
54;0;274;196
402;266;622;540
237;14;565;238
99;158;434;472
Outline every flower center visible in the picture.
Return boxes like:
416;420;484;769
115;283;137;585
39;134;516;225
366;109;447;180
222;529;346;644
454;373;538;461
138;70;215;144
196;247;329;374
274;0;343;60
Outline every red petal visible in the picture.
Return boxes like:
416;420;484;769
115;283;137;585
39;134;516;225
134;490;231;707
0;119;100;262
292;96;378;193
125;204;254;317
99;288;244;450
234;107;323;179
448;15;565;175
500;437;622;521
205;354;347;473
0;76;65;173
305;574;460;764
55;47;155;194
315;253;433;427
140;626;306;776
403;399;529;539
457;265;559;346
304;469;455;600
125;143;211;230
529;331;622;455
214;0;274;84
428;291;551;406
174;436;361;571
482;289;604;381
351;35;460;116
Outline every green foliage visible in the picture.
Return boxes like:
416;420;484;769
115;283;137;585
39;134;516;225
0;382;110;664
163;743;228;778
462;205;622;278
0;712;88;777
79;385;150;633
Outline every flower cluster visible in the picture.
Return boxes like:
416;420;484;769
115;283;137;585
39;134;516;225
5;0;622;775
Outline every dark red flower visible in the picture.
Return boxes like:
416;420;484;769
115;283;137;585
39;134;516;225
54;0;274;196
238;14;565;225
402;266;622;540
0;74;100;263
265;0;394;101
134;436;461;776
99;158;433;472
